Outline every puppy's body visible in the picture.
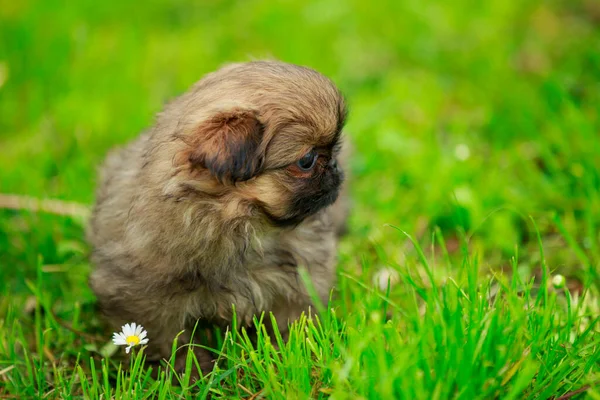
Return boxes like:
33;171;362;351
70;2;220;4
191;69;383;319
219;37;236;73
88;61;348;369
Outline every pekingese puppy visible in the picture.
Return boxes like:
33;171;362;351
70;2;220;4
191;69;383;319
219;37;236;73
88;61;349;373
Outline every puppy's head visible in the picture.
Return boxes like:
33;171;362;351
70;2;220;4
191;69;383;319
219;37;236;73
172;61;347;226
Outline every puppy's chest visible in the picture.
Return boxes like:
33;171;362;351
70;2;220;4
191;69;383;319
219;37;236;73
182;220;337;325
244;223;337;297
251;223;336;274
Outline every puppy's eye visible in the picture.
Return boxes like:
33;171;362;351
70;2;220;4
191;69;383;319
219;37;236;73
296;149;318;171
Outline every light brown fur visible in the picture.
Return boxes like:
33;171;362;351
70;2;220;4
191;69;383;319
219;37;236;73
87;61;349;373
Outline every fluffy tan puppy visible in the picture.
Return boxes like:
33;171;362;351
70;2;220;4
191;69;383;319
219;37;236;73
88;61;349;372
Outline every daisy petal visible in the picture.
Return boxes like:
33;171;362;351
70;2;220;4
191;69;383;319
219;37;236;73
139;338;149;345
113;338;127;345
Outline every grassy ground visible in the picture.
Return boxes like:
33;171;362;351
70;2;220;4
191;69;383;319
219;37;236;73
1;0;600;398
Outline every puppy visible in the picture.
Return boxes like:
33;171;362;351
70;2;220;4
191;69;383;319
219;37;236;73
87;61;349;373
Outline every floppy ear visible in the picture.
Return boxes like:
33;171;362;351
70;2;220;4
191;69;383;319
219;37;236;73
188;109;265;183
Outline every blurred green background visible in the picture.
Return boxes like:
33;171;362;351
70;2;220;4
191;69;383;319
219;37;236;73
1;0;600;376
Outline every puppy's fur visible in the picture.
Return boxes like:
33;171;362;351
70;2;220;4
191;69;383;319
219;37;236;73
88;61;349;372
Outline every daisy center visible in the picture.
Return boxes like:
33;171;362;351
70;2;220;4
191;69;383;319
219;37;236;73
126;335;140;346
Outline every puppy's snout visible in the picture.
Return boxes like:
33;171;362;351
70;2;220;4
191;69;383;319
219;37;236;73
327;158;338;171
324;158;343;189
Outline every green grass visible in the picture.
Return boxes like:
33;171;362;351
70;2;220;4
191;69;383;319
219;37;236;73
1;0;600;398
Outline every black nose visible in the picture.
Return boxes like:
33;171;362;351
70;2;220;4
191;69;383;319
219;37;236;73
327;158;338;170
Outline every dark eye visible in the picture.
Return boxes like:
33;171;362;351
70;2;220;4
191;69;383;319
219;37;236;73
296;149;318;171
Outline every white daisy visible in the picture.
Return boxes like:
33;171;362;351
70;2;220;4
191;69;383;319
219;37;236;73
373;267;399;292
454;143;471;161
112;322;149;354
552;274;566;289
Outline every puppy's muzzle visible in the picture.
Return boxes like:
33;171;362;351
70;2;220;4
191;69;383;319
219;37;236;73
327;158;339;171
